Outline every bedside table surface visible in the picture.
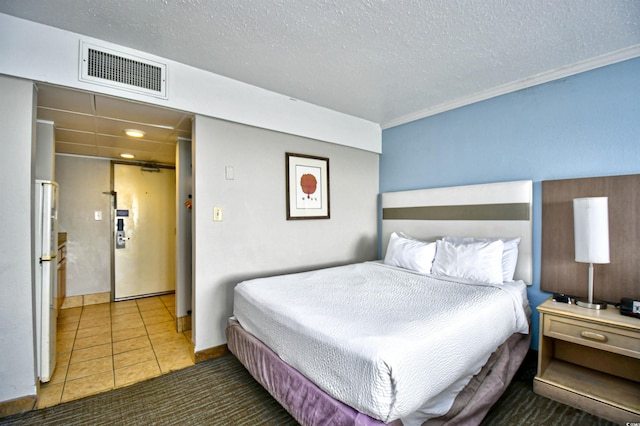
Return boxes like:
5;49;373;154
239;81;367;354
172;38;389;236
537;298;640;331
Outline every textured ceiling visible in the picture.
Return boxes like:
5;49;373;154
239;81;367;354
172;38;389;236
1;0;639;127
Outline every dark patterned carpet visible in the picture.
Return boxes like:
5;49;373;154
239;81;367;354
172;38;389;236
480;351;617;426
1;351;618;426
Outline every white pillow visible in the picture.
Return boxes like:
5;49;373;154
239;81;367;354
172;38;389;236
443;236;521;282
383;232;436;274
431;239;505;284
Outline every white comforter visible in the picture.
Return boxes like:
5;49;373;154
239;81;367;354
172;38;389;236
233;262;529;424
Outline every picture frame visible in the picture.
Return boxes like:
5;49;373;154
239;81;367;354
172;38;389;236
286;152;330;220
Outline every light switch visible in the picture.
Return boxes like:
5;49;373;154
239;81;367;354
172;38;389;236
94;210;102;221
213;207;223;221
225;166;234;180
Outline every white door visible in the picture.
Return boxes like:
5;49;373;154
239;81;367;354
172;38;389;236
114;164;176;300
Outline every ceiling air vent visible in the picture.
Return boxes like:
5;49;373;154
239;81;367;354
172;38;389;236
79;42;167;99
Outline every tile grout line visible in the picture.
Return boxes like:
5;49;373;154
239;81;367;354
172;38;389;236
137;299;163;380
63;303;113;400
55;313;70;405
56;305;80;404
44;295;187;408
59;305;81;404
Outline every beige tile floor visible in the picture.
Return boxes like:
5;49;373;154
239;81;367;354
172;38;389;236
38;294;194;408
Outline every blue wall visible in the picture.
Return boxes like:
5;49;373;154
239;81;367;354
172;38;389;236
380;57;640;349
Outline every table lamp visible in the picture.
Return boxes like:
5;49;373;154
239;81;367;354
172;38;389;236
573;197;610;309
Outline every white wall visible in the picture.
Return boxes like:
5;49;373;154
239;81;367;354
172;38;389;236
0;75;38;405
193;117;379;351
0;13;381;154
55;155;112;296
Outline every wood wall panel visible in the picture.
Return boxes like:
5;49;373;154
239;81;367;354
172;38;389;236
541;174;640;303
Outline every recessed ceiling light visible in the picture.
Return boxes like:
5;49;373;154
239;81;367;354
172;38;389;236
124;129;146;138
120;153;135;159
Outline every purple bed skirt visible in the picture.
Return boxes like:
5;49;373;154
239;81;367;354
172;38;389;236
226;318;530;426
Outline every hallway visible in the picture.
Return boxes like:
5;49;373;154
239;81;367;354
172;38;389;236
38;294;193;408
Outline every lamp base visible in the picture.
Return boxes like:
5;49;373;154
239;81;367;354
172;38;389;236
576;298;608;309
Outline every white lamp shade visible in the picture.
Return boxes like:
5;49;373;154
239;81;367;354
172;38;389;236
573;197;610;264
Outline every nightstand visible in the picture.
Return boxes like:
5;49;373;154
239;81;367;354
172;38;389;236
533;298;640;424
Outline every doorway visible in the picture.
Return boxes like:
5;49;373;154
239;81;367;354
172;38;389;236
113;163;176;300
35;85;194;406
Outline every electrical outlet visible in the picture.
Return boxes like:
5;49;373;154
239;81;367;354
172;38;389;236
213;207;223;222
94;210;102;221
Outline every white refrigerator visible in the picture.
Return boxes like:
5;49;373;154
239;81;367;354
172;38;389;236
34;180;58;383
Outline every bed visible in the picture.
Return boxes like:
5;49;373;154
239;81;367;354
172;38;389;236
227;180;533;425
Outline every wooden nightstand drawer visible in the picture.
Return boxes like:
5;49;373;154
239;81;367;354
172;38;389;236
536;299;640;423
544;314;640;359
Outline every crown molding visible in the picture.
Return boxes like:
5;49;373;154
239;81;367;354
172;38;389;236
382;45;640;130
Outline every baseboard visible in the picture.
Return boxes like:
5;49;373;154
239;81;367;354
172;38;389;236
194;344;228;363
0;395;37;419
176;315;191;332
61;292;110;309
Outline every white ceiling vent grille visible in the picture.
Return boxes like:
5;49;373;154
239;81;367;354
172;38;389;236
80;42;167;99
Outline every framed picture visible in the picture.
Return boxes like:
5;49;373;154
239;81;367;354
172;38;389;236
286;152;330;220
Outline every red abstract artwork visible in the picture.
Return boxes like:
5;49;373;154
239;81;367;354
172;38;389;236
300;173;317;198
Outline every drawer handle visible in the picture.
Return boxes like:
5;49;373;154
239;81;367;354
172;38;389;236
580;331;607;342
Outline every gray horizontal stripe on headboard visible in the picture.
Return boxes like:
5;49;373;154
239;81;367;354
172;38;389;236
382;203;530;221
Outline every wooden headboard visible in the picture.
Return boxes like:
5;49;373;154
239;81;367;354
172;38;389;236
541;174;640;303
381;180;533;284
